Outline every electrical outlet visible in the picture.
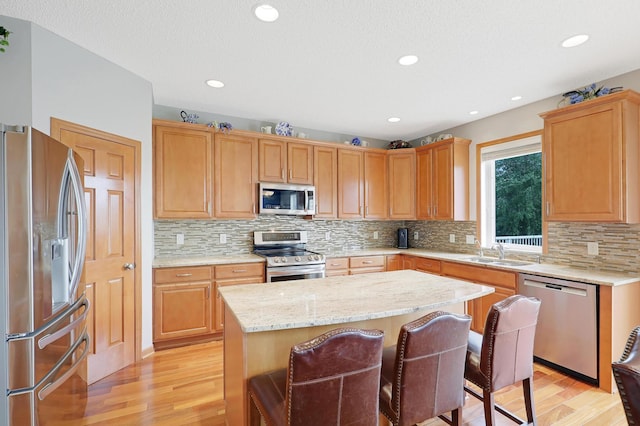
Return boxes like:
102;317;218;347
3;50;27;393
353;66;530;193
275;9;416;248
587;242;599;256
220;234;227;244
373;231;379;240
325;231;331;241
176;233;184;245
414;231;419;240
449;234;456;243
466;235;475;244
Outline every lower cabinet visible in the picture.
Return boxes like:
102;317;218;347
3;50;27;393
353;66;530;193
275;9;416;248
153;266;214;348
349;255;385;274
440;261;517;332
402;255;441;274
325;257;349;277
153;262;264;349
385;255;402;271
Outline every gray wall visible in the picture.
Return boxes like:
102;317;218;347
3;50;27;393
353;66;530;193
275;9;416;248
0;15;155;352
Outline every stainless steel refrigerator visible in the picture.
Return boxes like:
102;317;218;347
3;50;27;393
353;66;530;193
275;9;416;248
1;124;89;425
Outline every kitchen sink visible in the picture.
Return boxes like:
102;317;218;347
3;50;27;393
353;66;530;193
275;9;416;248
466;256;531;267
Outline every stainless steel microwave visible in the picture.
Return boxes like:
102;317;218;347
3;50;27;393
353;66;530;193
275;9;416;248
259;182;316;215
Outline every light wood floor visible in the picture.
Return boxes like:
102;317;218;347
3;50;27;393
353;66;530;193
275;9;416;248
77;340;627;425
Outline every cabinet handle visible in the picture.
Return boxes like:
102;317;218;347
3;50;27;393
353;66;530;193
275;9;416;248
330;263;342;267
362;260;373;264
233;269;247;273
175;273;192;277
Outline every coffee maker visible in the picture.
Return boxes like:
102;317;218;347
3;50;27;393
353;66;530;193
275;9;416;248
397;228;408;249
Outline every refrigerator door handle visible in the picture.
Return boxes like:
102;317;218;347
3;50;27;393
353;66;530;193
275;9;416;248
38;296;90;349
66;151;88;299
37;330;90;401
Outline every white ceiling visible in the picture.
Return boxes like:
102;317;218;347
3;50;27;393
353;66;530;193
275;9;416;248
4;0;640;141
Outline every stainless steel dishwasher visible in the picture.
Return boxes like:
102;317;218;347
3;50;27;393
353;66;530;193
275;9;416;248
519;273;598;384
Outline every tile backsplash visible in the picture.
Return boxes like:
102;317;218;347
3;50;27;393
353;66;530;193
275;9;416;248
154;218;640;275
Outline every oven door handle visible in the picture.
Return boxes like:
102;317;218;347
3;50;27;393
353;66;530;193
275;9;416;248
267;265;326;277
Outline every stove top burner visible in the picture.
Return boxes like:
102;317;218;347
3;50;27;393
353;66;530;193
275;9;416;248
253;230;325;268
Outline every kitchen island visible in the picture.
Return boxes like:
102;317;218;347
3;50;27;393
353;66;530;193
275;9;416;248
218;269;494;426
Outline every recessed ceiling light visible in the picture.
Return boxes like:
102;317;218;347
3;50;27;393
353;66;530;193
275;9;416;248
387;117;401;123
398;55;419;66
206;79;225;88
254;4;279;22
562;34;589;48
469;110;479;115
511;95;522;101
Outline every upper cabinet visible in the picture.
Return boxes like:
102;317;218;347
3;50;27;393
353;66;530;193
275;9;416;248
314;146;338;218
540;90;640;223
416;138;470;220
388;149;416;219
337;148;388;219
214;133;259;218
154;121;214;219
258;139;314;185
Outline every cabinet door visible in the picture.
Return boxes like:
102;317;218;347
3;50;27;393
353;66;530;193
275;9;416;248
258;139;286;183
544;101;622;221
364;152;388;219
414;257;441;274
153;282;212;341
416;148;434;219
314;146;338;218
432;143;454;220
215;134;258;218
154;125;213;218
385;255;402;271
338;149;364;218
388;150;416;219
402;255;416;270
469;286;516;332
288;142;314;185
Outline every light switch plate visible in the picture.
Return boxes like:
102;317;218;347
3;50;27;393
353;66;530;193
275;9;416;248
449;234;456;243
176;233;184;245
325;231;331;241
587;242;599;256
220;234;227;244
466;235;475;244
373;231;379;239
414;231;419;240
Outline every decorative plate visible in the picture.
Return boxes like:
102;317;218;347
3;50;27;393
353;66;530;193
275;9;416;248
275;121;293;136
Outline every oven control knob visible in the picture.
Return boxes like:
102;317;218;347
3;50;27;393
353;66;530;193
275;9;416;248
308;255;314;261
315;255;321;261
281;257;287;263
295;256;301;262
273;258;280;263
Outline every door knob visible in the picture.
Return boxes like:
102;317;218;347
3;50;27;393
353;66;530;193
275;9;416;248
123;263;136;270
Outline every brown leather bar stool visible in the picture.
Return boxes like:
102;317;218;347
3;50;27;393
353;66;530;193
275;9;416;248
612;326;640;425
248;327;384;426
464;294;541;426
379;311;472;426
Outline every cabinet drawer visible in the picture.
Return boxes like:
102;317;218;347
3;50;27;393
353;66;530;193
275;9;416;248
215;263;264;280
349;256;385;268
414;257;441;274
154;266;212;284
349;267;385;275
441;261;516;289
326;258;349;270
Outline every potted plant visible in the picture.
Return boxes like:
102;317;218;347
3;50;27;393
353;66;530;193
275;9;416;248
0;26;10;53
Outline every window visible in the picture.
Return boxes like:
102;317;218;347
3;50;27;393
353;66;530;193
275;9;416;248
478;133;542;253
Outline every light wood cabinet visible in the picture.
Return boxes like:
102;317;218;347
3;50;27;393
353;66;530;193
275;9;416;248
153;266;214;345
214;263;264;332
325;257;349;277
388;150;416;219
313;146;338;218
337;148;388;219
214;133;259;218
385;255;402;271
416;138;470;220
540;90;640;223
400;255;441;273
153;122;213;219
349;255;385;274
258;139;314;185
440;261;517;332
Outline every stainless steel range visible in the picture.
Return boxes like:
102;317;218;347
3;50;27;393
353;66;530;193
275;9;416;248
253;231;326;282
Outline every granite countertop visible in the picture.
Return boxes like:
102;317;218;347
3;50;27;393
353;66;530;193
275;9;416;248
218;270;494;333
152;254;264;268
152;248;639;287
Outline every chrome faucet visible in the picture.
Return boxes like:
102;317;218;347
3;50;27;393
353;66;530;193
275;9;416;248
492;242;505;260
474;239;483;257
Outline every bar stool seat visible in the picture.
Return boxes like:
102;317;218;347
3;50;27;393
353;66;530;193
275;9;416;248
612;326;640;424
248;327;385;426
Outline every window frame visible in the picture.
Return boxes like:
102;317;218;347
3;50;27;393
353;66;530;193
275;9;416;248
475;130;544;254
